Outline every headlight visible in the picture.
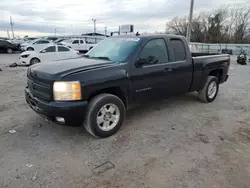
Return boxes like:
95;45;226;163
53;81;82;101
21;54;30;58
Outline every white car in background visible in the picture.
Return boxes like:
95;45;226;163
20;39;52;51
60;38;96;52
19;45;81;65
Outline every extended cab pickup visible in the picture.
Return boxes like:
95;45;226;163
25;34;230;137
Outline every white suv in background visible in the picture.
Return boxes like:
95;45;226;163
60;38;96;52
20;39;52;51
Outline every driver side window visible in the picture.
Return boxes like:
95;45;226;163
137;39;169;66
72;40;79;44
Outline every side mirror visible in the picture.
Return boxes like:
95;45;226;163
135;58;147;67
135;56;158;67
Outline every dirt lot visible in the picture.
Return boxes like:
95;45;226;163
0;54;250;188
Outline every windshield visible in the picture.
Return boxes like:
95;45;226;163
85;37;140;62
63;39;74;43
28;39;38;44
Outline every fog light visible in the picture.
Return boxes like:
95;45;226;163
55;117;65;123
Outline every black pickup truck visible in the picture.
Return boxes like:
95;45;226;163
25;34;230;137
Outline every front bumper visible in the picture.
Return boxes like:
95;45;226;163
20;46;26;51
19;57;31;65
25;87;88;125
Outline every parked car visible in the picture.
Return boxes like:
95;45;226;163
25;34;230;138
60;38;96;52
7;38;25;48
19;45;80;65
23;37;39;42
0;39;20;53
0;37;10;40
45;37;59;41
20;39;52;51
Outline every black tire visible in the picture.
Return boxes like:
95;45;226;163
30;58;40;65
198;76;219;103
84;93;126;138
6;48;13;54
27;47;34;51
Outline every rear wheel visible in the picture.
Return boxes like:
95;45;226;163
30;58;40;65
198;76;219;103
84;93;126;138
6;48;13;54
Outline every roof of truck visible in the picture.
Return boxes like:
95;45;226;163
112;34;185;40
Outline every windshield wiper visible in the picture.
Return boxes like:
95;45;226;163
92;56;110;60
83;54;90;58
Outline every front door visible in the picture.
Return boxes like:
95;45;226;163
130;38;174;103
71;40;80;50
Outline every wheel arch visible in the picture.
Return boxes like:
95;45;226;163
88;87;128;108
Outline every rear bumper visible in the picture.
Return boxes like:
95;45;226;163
221;75;229;84
25;87;88;125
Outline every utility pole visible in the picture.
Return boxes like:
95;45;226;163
10;16;14;39
186;0;194;43
92;19;96;34
7;30;10;38
54;28;57;36
104;27;107;36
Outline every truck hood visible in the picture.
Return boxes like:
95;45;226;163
29;57;117;80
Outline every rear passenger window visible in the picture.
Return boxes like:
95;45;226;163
72;40;79;44
138;39;169;65
170;39;186;61
58;46;70;52
80;40;83;44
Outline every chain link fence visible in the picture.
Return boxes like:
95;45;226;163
190;43;250;55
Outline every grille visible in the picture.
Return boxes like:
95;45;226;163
27;76;52;102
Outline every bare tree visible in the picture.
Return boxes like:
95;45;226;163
166;17;188;36
165;5;250;44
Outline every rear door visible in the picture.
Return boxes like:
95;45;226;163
169;38;193;94
38;46;58;62
57;46;75;59
130;38;174;103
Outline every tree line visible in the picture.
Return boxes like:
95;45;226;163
166;6;250;44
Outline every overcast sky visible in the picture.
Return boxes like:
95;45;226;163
0;0;249;37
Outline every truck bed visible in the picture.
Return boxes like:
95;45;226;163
190;53;230;92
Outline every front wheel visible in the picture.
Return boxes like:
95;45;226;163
6;48;13;54
30;58;40;65
84;93;126;138
198;76;219;103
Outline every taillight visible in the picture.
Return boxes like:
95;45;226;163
76;51;80;55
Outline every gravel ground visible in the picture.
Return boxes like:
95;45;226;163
0;53;250;188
